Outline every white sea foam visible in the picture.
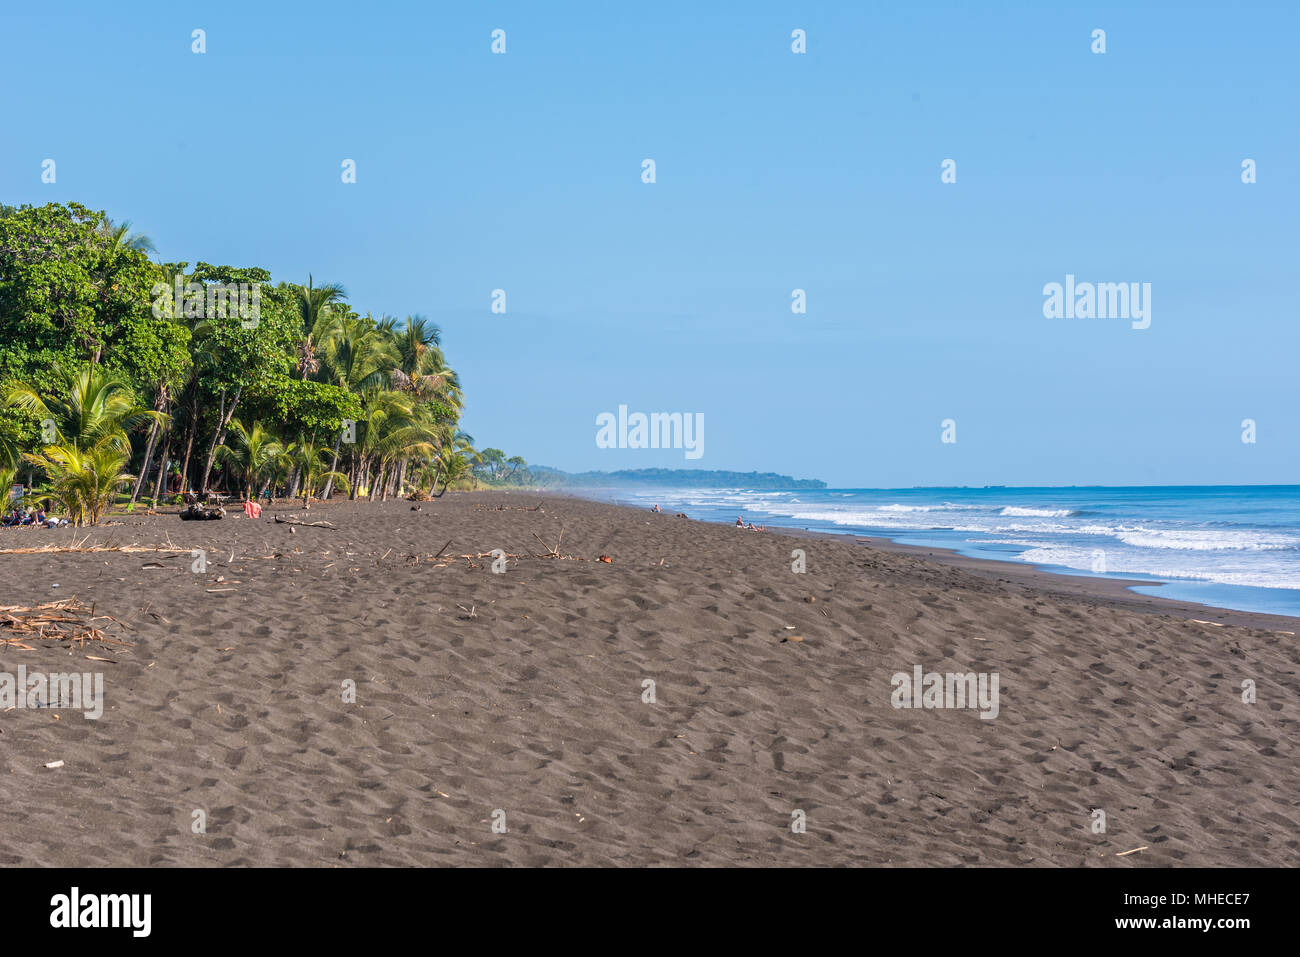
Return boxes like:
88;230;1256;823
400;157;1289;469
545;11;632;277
1112;527;1298;551
1017;545;1300;589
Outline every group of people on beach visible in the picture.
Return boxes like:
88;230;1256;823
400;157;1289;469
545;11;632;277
1;505;70;528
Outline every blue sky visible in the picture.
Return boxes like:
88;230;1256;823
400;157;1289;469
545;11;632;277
4;1;1297;487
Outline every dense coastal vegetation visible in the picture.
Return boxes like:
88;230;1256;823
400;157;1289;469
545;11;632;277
0;202;528;524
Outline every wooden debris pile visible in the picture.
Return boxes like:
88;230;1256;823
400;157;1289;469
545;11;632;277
0;598;132;651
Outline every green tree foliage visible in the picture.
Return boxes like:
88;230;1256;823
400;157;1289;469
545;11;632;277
0;201;496;521
246;376;362;437
0;203;185;397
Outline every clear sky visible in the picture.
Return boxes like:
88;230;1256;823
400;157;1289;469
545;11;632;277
4;1;1296;487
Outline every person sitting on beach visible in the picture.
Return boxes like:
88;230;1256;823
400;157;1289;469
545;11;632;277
651;504;662;513
736;516;745;527
35;508;47;526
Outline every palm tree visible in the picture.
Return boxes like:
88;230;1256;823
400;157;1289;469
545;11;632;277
438;447;476;490
384;314;439;380
317;313;397;497
287;436;350;505
343;390;426;500
0;424;19;480
24;442;134;526
0;463;16;510
4;366;166;526
325;314;398;395
5;364;165;456
384;315;463;412
372;416;440;501
215;419;286;500
293;275;348;379
99;218;156;256
421;428;478;495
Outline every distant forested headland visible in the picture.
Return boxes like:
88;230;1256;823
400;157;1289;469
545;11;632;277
527;467;825;489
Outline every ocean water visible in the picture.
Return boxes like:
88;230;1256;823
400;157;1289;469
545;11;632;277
592;486;1300;618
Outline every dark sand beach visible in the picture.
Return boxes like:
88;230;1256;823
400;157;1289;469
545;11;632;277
1;491;1296;866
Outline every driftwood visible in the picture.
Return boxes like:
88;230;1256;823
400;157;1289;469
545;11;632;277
532;527;564;558
530;525;586;561
274;516;337;529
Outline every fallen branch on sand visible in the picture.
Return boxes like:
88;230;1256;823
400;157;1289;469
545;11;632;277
0;540;189;556
474;503;545;512
531;525;585;560
274;516;337;529
0;598;132;651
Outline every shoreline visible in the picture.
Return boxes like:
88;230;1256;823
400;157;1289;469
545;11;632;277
585;490;1300;629
848;533;1298;633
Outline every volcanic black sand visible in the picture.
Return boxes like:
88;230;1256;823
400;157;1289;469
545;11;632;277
1;492;1295;866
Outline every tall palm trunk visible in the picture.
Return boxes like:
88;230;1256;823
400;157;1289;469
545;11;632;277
355;455;371;500
322;431;343;499
130;387;168;504
177;402;199;493
151;438;171;504
130;420;159;504
199;385;242;492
